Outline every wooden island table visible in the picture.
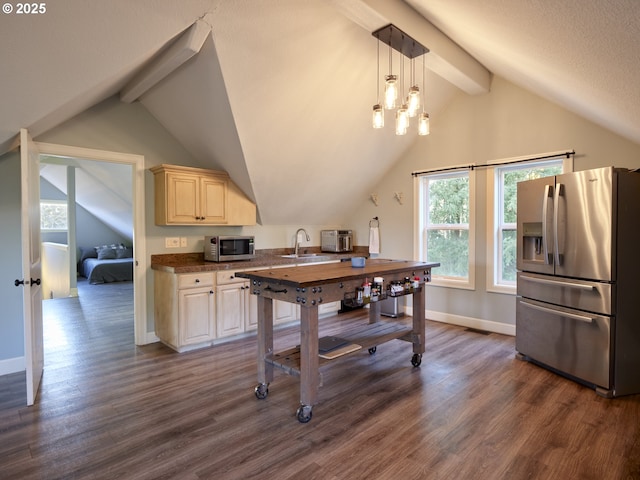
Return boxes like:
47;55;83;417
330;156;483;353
236;258;439;423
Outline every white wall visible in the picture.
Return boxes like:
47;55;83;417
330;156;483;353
0;150;26;372
345;76;640;333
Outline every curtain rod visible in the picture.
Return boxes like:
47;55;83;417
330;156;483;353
411;150;575;177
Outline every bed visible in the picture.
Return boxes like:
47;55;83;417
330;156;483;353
78;244;134;284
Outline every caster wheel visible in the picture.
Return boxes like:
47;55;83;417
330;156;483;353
368;346;377;355
296;404;313;423
411;353;422;367
254;383;269;399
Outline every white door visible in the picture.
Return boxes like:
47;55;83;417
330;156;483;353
20;129;44;406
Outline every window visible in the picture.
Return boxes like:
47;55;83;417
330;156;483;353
417;170;475;289
40;200;68;231
486;156;570;293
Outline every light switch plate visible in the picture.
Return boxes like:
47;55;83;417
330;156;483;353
180;237;187;247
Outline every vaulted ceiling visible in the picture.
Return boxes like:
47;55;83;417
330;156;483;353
2;0;639;225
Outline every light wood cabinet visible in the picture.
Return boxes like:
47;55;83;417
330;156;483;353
151;164;256;226
319;301;340;316
154;271;216;352
274;300;299;325
153;261;342;352
216;271;250;337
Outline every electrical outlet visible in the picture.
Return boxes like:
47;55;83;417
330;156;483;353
180;237;187;247
165;237;180;248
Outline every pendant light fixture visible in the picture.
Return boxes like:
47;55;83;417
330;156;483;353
372;40;384;128
418;112;430;136
371;24;430;136
407;57;420;117
396;104;409;135
384;75;398;110
418;53;430;136
396;53;409;135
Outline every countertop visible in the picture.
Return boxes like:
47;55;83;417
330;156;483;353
236;259;440;288
150;247;369;274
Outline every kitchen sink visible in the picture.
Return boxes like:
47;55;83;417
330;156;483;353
281;253;319;258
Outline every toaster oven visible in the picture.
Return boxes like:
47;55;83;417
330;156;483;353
321;230;353;253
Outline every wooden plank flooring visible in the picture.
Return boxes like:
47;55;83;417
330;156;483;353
1;280;640;479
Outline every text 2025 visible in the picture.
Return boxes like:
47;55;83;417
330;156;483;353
16;3;46;14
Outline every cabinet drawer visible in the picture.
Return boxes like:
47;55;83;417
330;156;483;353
218;266;269;285
516;297;611;389
216;270;247;285
178;272;214;289
517;272;612;315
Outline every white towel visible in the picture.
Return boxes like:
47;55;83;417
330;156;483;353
369;226;380;255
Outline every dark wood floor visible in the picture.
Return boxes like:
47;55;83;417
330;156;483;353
2;281;640;479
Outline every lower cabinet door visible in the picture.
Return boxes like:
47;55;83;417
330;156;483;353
274;300;299;325
246;293;258;331
179;287;215;345
216;283;247;337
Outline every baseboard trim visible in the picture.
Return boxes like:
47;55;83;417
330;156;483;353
141;332;160;345
0;356;25;376
422;309;515;336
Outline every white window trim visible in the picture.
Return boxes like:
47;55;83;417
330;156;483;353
485;152;573;295
414;169;476;291
40;199;68;232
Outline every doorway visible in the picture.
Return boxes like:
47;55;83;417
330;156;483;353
36;142;147;345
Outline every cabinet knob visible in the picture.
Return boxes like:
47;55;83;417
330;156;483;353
195;279;200;283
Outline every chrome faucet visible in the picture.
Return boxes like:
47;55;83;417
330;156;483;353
294;228;310;257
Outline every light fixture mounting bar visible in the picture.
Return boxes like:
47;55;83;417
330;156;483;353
372;24;429;59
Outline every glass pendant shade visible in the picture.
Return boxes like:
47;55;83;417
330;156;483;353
418;112;430;135
396;104;409;135
372;104;384;128
384;75;398;110
407;86;420;117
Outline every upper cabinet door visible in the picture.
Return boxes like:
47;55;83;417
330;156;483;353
166;172;199;223
200;175;228;223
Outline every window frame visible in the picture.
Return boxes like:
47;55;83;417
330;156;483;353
415;169;476;290
40;199;68;232
485;154;573;294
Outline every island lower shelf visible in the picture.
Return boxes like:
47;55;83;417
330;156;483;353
266;317;415;376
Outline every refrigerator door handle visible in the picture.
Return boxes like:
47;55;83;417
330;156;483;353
553;183;564;266
520;275;594;291
542;184;552;264
520;300;594;323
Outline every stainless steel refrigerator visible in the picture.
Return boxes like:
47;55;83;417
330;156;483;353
516;166;640;397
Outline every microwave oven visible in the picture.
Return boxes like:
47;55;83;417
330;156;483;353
204;235;255;262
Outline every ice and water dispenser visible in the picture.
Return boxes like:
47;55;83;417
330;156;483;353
521;222;549;265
